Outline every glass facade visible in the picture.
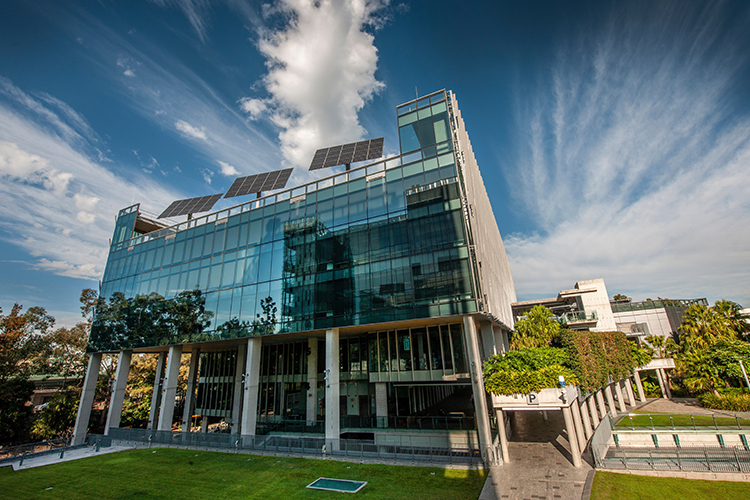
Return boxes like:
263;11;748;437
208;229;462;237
93;90;478;351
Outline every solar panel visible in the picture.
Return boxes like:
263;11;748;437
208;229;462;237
310;138;384;170
224;168;294;199
158;193;223;219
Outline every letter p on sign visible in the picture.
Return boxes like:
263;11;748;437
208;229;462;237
527;392;539;405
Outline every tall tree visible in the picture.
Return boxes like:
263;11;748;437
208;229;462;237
511;305;561;349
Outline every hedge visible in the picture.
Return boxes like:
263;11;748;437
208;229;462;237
698;393;750;412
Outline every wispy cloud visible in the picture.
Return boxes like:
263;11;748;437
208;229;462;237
0;77;178;280
240;0;388;167
503;1;750;305
175;119;208;141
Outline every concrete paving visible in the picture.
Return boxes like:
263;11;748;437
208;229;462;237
479;411;594;500
4;444;134;471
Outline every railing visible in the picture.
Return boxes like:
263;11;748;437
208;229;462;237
602;446;750;473
341;415;477;431
107;428;482;466
617;413;749;431
0;437;71;461
559;311;598;323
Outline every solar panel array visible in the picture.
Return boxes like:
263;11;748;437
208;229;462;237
224;168;294;199
309;137;384;171
158;194;223;219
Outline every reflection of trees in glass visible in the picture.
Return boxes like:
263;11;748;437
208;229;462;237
90;290;213;350
215;297;277;337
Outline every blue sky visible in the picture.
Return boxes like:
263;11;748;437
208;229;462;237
1;0;749;326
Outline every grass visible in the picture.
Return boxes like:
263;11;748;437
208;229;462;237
0;448;486;500
615;413;750;428
591;471;750;500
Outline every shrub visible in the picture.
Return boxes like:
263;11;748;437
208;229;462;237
483;347;577;395
699;392;750;412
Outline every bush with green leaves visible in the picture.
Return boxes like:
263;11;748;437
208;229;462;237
698;392;750;412
560;329;638;392
483;347;577;395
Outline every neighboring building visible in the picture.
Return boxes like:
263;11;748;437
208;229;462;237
73;89;517;464
611;297;708;340
511;279;616;332
512;279;707;342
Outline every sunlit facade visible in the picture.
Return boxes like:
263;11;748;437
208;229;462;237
74;89;517;464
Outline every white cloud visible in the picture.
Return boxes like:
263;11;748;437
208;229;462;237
238;97;266;120
124;69;135;77
217;160;239;176
0;78;179;281
241;0;387;167
200;168;214;184
502;2;750;306
174;119;208;140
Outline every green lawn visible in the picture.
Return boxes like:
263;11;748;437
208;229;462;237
591;471;750;500
0;448;486;500
615;414;750;428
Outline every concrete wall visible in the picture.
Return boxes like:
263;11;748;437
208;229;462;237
449;91;516;328
576;279;616;332
614;307;673;337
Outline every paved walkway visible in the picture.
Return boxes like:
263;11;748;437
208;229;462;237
479;411;594;500
4;444;134;471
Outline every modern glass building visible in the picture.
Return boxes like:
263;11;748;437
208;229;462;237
73;89;517;464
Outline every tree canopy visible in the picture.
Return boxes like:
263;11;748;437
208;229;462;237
510;305;560;349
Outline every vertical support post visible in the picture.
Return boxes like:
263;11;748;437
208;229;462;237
306;338;318;423
375;382;388;427
325;328;340;449
604;383;617;418
562;406;582;467
496;409;509;464
147;352;166;430
157;345;183;431
625;377;636;407
587;395;600;428
570;396;587;453
72;352;103;446
655;369;668;399
463;316;494;465
660;369;672;398
231;344;246;435
105;350;132;435
614;379;627;413
634;370;647;402
181;347;200;433
595;390;607;419
241;337;262;437
579;396;593;439
480;322;497;358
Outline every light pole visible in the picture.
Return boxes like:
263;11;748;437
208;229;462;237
739;358;750;392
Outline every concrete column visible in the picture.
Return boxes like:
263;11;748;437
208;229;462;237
241;337;262;437
147;352;166;430
595;390;607;420
634;371;647;402
181;347;200;433
463;316;495;465
579;397;593;439
306;338;318;423
105;350;132;435
561;406;582;467
604;383;617;418
325;328;340;447
570;399;587;453
231;345;246;435
659;369;672;398
655;369;667;399
72;352;103;446
375;383;387;427
614;379;627;413
587;395;600;428
624;377;636;407
492;325;509;355
495;409;509;464
480;322;497;358
157;345;183;431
